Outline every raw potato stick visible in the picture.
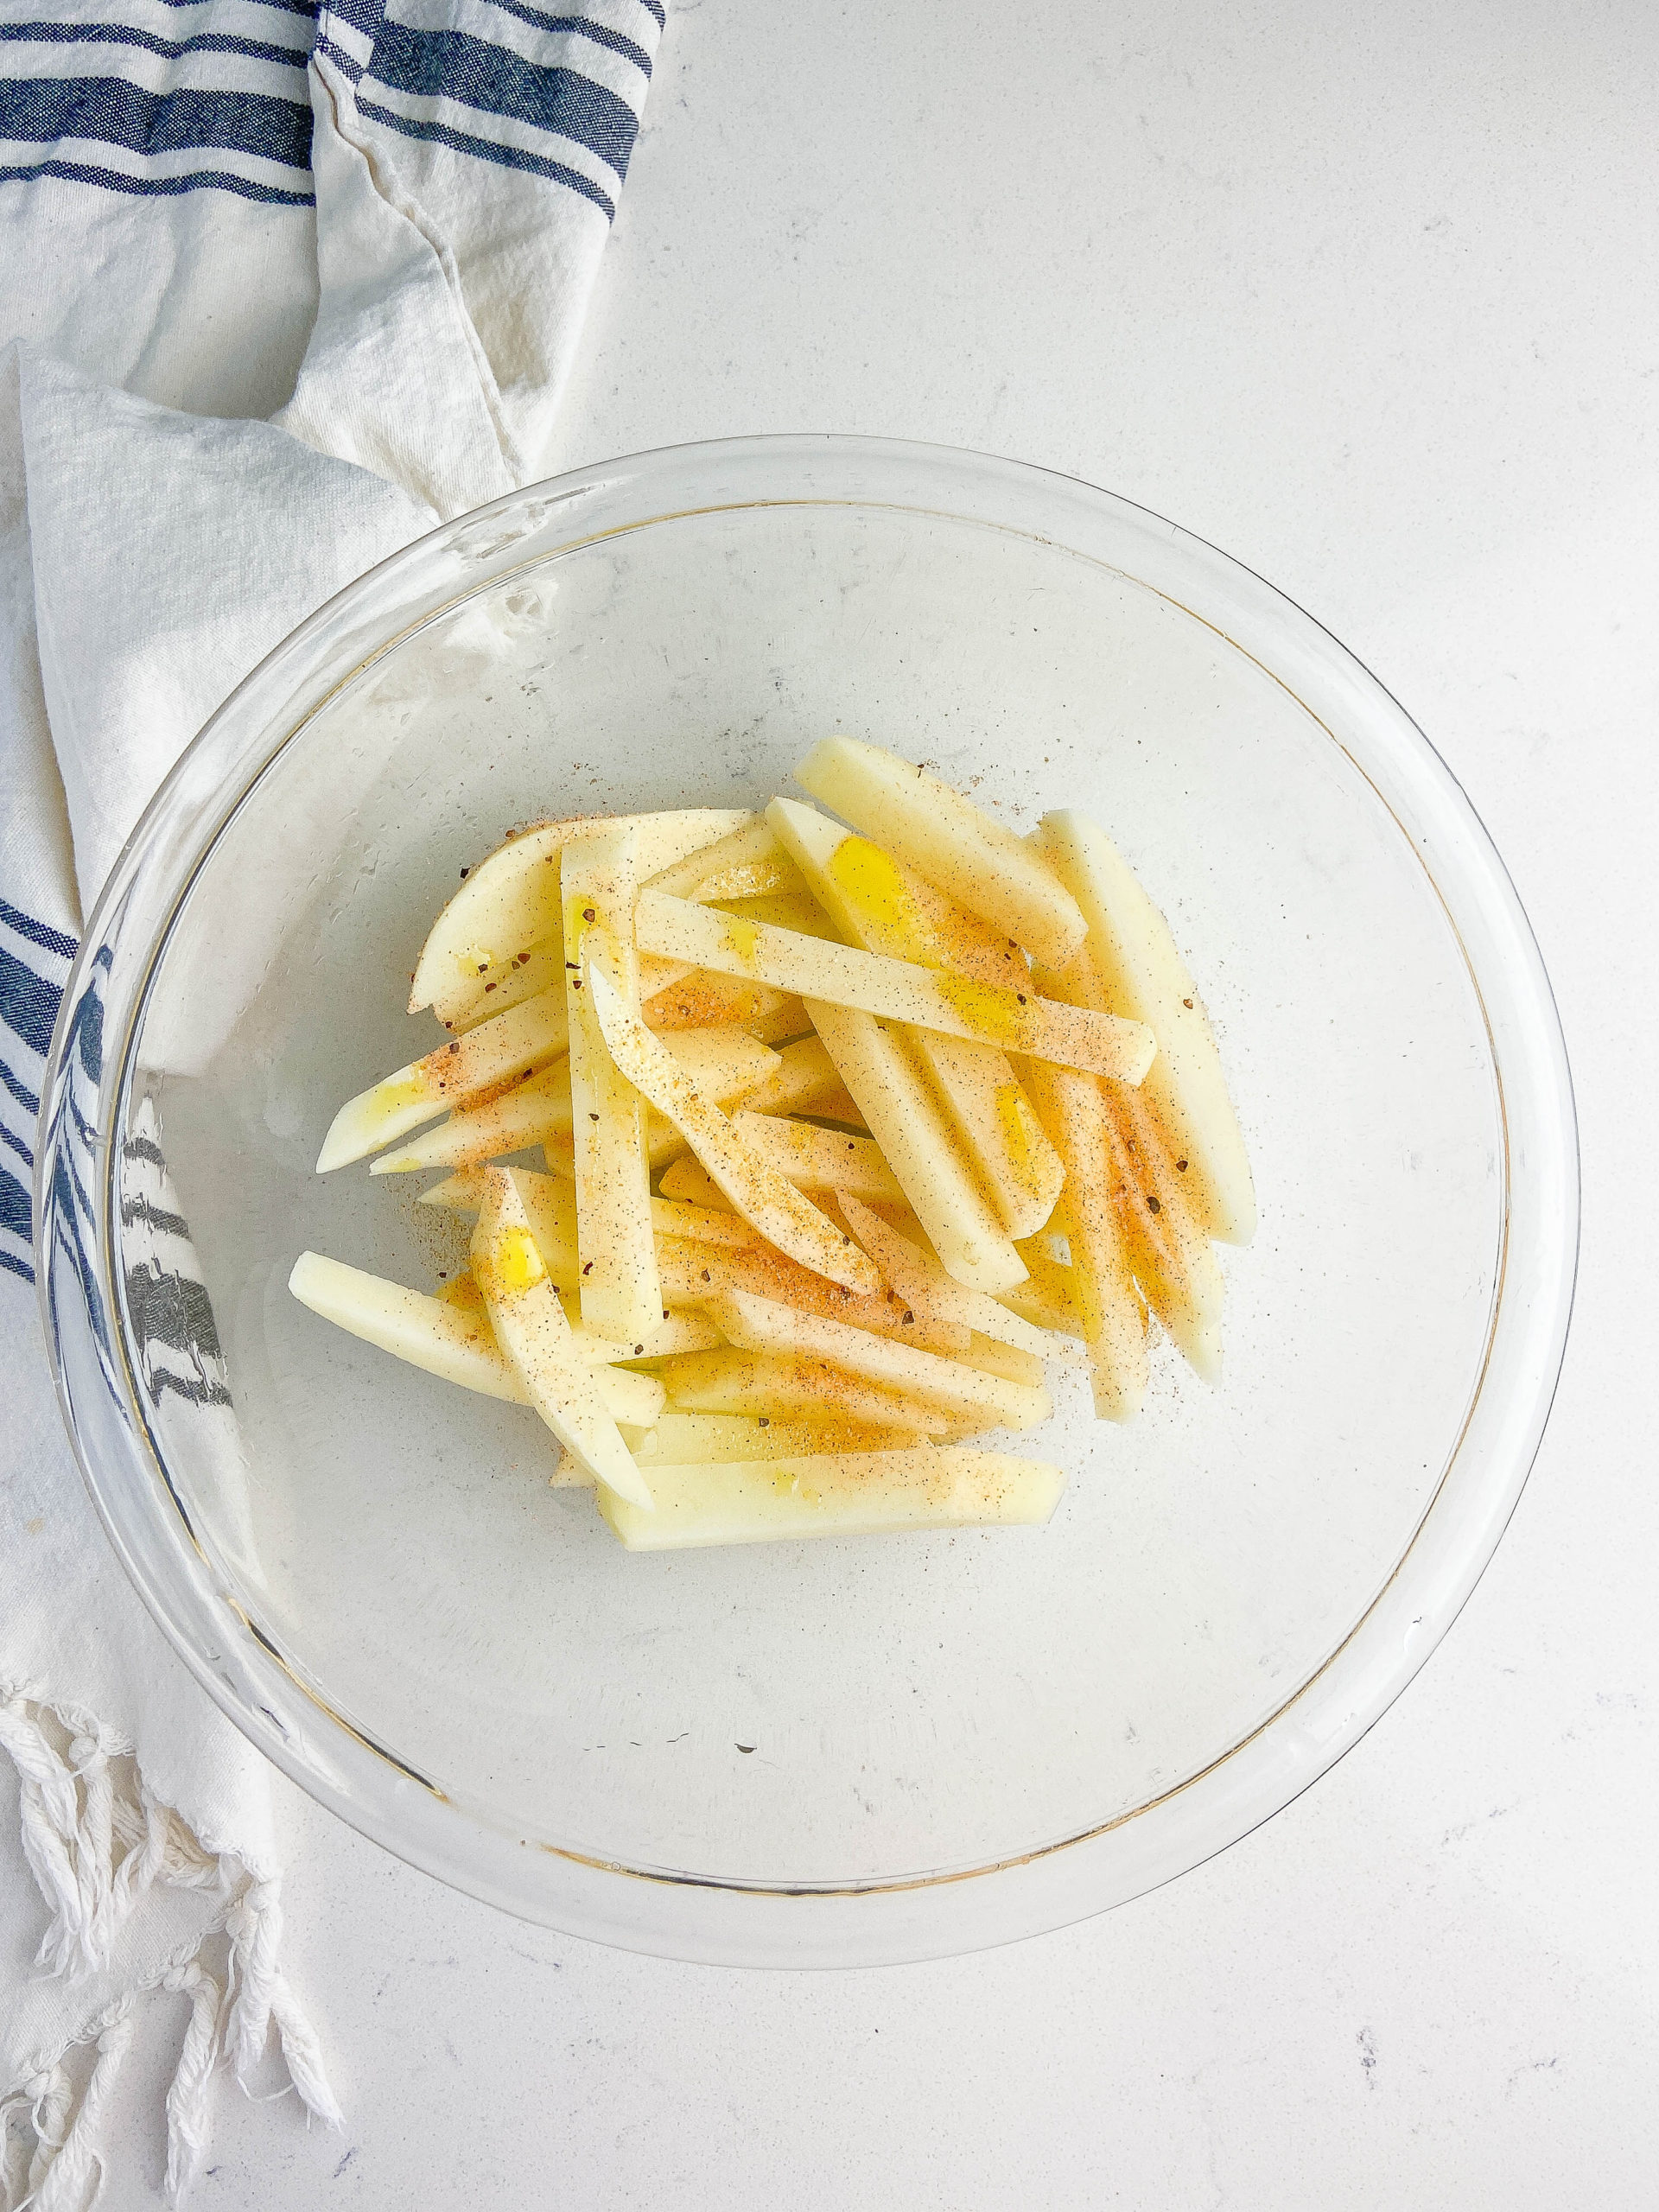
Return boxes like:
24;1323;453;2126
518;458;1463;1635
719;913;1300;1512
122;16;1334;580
598;1447;1065;1550
289;1251;526;1402
644;817;798;902
288;1251;661;1426
1036;810;1256;1243
583;963;880;1296
768;798;1065;1238
834;1192;1076;1363
1104;1082;1225;1382
563;825;663;1343
655;1231;969;1357
631;1412;921;1463
642;969;806;1039
370;1057;574;1175
317;988;569;1172
371;1026;773;1176
652;1348;958;1433
636;890;1155;1082
738;1034;867;1123
414;810;753;1026
472;1168;654;1506
796;736;1087;967
1039;950;1226;1379
1020;1059;1149;1421
730;1113;906;1203
706;1287;1052;1431
806;1000;1027;1294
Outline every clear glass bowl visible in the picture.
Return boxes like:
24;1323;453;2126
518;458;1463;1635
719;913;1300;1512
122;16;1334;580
37;437;1577;1967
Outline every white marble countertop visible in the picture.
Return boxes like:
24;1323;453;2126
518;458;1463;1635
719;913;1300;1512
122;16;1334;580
96;2;1659;2200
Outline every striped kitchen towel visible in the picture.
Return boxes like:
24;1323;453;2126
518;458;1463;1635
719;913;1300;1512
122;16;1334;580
1;2;664;2199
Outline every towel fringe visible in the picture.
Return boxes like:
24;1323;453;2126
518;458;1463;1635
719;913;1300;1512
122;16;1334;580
1;1696;340;2206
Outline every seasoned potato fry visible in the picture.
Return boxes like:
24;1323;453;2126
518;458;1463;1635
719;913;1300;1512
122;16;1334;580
1036;810;1255;1244
416;810;753;1027
797;737;1087;966
806;1002;1027;1295
1020;1059;1149;1421
653;1347;954;1433
472;1167;656;1504
769;798;1064;1238
730;1113;906;1203
706;1287;1052;1432
636;891;1155;1082
655;1232;969;1357
317;988;570;1173
586;963;880;1296
599;1447;1065;1549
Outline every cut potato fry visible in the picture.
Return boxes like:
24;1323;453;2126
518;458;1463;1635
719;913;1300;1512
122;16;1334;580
797;737;1087;968
806;1001;1027;1295
289;1249;659;1427
656;1232;969;1357
563;826;662;1343
739;1035;866;1124
656;1154;737;1211
472;1168;653;1505
834;1192;1077;1363
1020;1059;1149;1421
1000;1236;1088;1340
961;1332;1046;1389
413;810;753;1026
653;1348;950;1433
706;1287;1052;1432
644;817;796;903
642;969;806;1040
585;963;880;1296
597;1446;1065;1550
1104;1082;1225;1382
710;891;842;939
445;943;569;1034
410;816;589;1025
1036;810;1255;1244
636;891;1155;1082
769;798;1064;1239
318;988;570;1173
556;1300;723;1368
649;1197;764;1249
371;1058;574;1175
375;1039;762;1179
290;1250;527;1402
631;1411;921;1463
730;1113;906;1204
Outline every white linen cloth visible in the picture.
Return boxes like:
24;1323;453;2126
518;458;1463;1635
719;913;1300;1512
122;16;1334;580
0;1;663;2197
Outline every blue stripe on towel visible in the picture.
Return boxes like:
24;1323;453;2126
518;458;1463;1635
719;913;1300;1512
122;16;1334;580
481;4;652;79
0;1058;43;1116
362;21;638;178
0;897;77;961
0;943;61;1059
0;151;316;201
354;93;612;213
0;74;315;168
